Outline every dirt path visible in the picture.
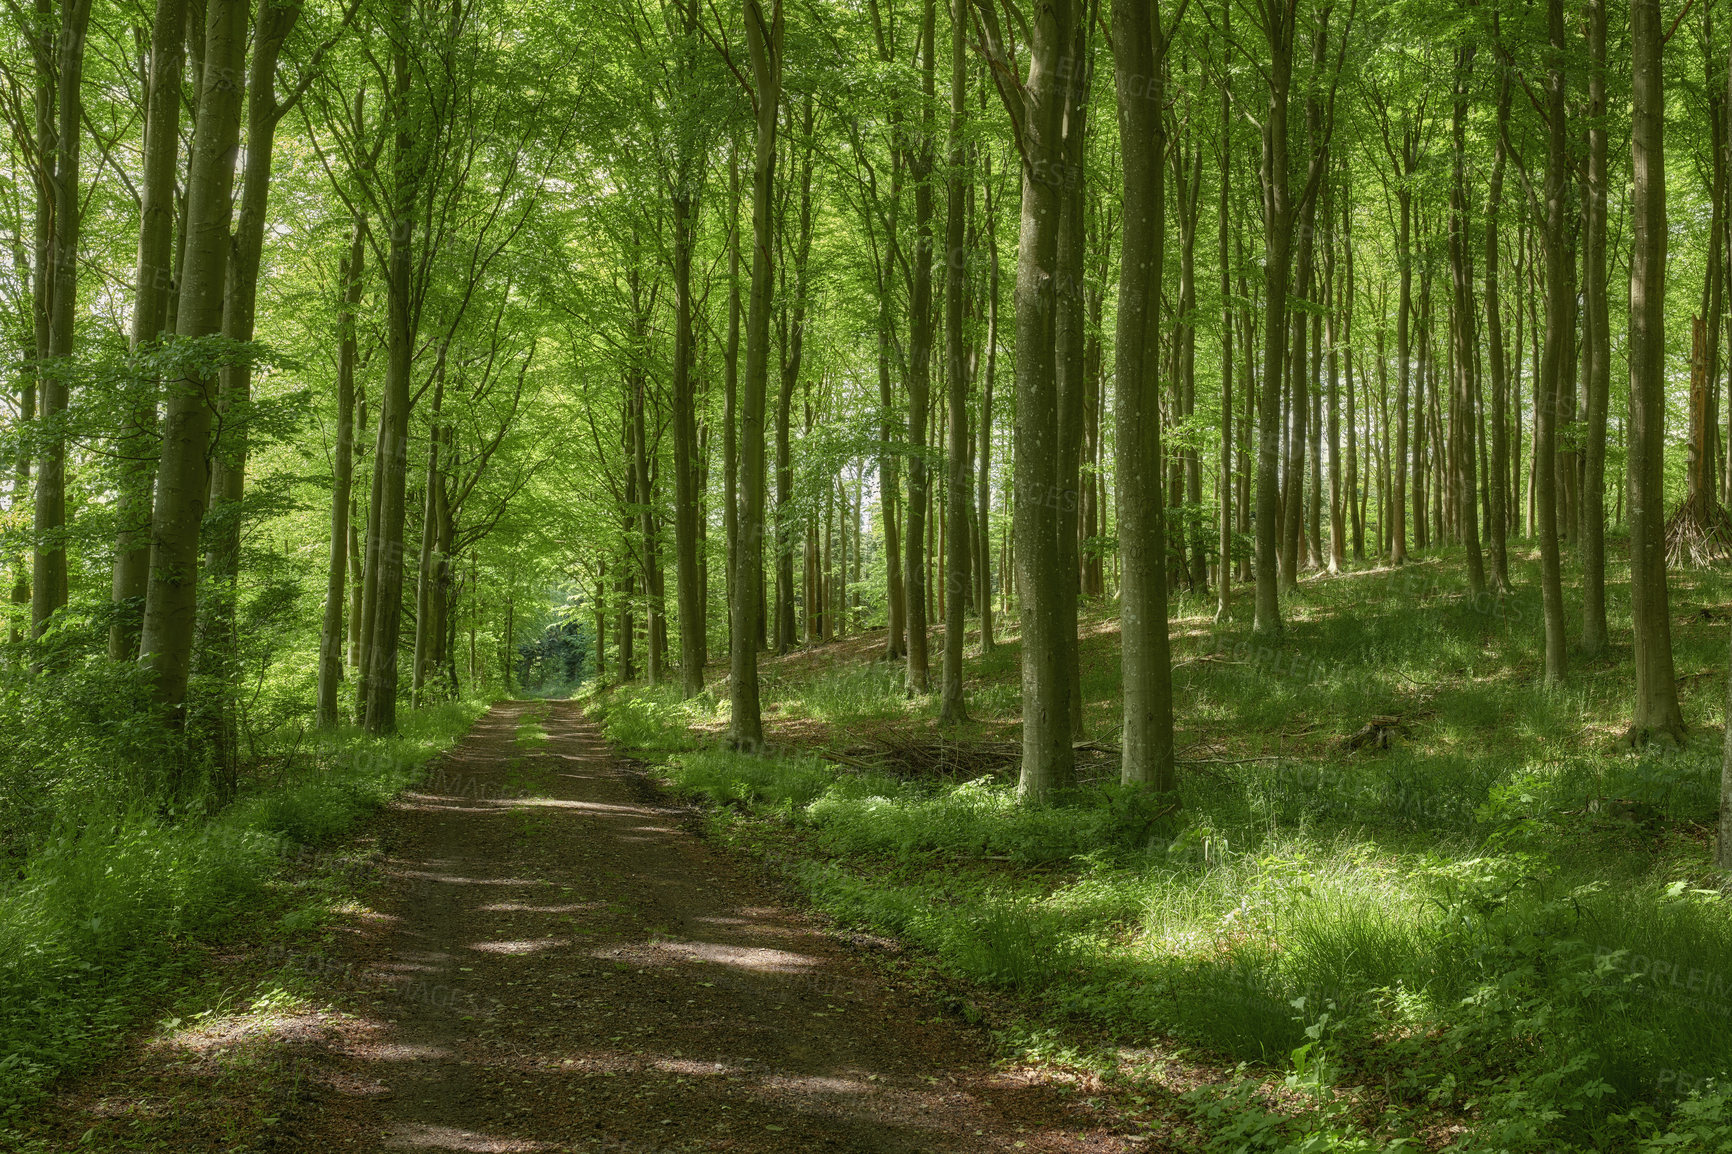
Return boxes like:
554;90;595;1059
283;700;1142;1153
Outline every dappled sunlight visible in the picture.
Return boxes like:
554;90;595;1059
398;869;544;887
384;1122;558;1151
643;938;824;974
468;937;568;955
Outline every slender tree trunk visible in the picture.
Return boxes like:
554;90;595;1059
318;218;365;727
411;372;445;705
1485;53;1513;593
1053;6;1093;734
1216;24;1233;620
363;3;419;735
139;0;245;718
1627;0;1684;743
977;152;998;655
773;96;814;656
1447;41;1485;598
198;0;301;775
1344;181;1363;562
1535;0;1570;685
1393;187;1412;566
1253;0;1295;637
111;0;186;659
979;0;1075;797
729;0;781;750
671;150;705;696
1112;0;1174;793
723;144;740;651
938;0;969;723
33;0;94;636
1326;179;1344;576
905;0;935;692
1580;0;1609;655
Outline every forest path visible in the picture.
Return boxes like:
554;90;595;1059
293;699;1140;1153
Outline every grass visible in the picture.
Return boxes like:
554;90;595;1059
582;544;1732;1152
0;697;488;1122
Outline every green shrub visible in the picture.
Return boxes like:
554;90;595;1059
0;697;486;1116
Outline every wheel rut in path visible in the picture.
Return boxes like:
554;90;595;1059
300;699;1138;1153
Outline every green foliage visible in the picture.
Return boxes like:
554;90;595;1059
0;698;485;1116
591;552;1732;1151
808;776;1180;864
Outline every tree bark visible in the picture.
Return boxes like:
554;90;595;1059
1216;19;1233;619
1112;0;1174;793
1535;0;1569;685
1447;41;1485;598
1626;0;1684;743
111;0;186;660
139;0;246;717
33;0;94;636
363;0;419;734
318;217;366;727
905;0;936;693
723;144;740;651
978;0;1076;797
1252;0;1295;637
729;0;781;750
1580;0;1609;655
938;0;969;723
1485;48;1513;593
672;155;705;696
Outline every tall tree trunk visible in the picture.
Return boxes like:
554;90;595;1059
15;0;50;643
1580;0;1609;655
979;0;1075;797
1343;176;1363;561
363;1;418;735
938;0;969;723
1485;47;1513;593
723;143;740;651
1535;0;1569;685
729;0;781;749
1112;0;1174;793
1174;138;1203;592
1393;183;1412;566
139;0;245;718
200;0;303;786
1326;177;1344;576
1053;5;1093;733
1627;0;1684;743
1216;22;1233;620
411;373;445;705
773;96;813;656
1280;224;1311;591
904;0;936;693
1447;41;1485;598
977;151;998;655
33;0;94;636
1252;0;1295;636
317;217;365;727
671;131;705;696
111;0;186;659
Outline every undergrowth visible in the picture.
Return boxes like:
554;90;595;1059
0;696;487;1119
582;549;1732;1152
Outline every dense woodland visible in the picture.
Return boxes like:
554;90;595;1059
8;0;1732;1147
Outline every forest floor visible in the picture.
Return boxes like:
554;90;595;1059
16;699;1157;1153
576;547;1732;1152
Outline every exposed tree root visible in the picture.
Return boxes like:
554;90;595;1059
1619;721;1688;751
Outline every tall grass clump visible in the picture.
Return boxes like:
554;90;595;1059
582;681;712;752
